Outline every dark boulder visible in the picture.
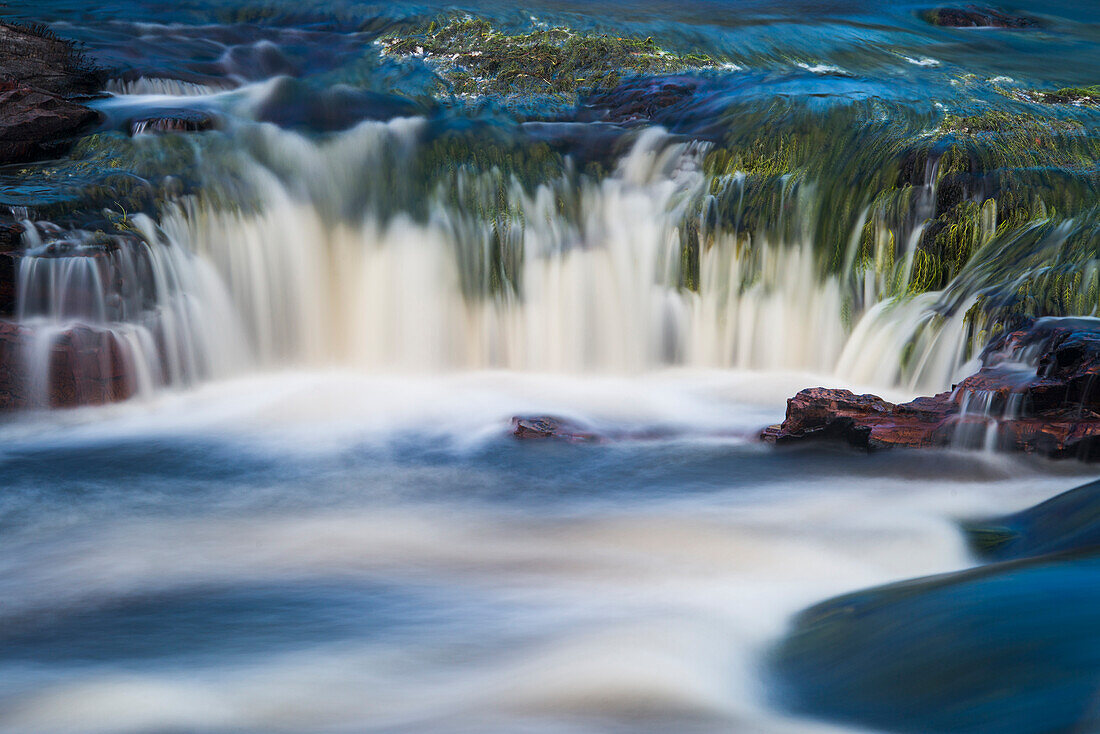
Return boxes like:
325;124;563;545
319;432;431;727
964;478;1100;562
770;549;1100;734
0;220;25;317
0;22;102;97
0;82;100;164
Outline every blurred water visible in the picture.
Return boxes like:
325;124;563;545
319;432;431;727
0;2;1097;732
0;371;1094;734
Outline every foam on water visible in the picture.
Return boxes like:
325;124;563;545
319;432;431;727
0;433;1082;734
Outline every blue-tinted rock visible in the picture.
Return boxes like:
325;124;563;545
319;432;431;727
769;550;1100;733
965;479;1100;562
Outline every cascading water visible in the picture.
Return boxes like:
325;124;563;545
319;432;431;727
6;4;1100;734
58;113;993;394
10;221;247;407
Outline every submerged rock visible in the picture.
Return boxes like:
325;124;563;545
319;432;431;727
583;76;704;123
924;5;1041;28
964;478;1100;562
379;17;728;103
770;549;1100;734
511;416;600;443
763;319;1100;459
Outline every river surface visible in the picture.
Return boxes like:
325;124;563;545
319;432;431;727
0;1;1098;732
1;371;1094;734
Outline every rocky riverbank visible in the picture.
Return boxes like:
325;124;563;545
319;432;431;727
0;22;103;164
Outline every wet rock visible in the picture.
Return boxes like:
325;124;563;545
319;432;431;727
251;77;422;132
0;251;19;318
0;220;24;252
0;220;25;317
770;549;1100;734
584;76;704;123
129;112;217;136
0;320;137;410
964;478;1100;562
0;22;102;97
761;388;955;450
0;82;100;164
512;416;600;443
1037;86;1100;106
763;318;1100;459
924;5;1041;28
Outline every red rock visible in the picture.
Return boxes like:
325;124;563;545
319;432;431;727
763;388;954;450
0;320;137;410
762;319;1100;460
512;416;600;443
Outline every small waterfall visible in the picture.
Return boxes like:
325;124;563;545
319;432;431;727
10;227;247;408
106;77;228;97
143;120;986;386
11;117;1083;409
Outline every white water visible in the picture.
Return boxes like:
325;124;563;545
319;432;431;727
15;73;1011;404
92;117;978;394
0;371;1089;734
105;77;230;97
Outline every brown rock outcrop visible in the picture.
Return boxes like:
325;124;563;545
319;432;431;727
512;416;601;443
763;319;1100;460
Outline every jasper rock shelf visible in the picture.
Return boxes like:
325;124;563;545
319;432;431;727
0;321;137;409
763;319;1100;460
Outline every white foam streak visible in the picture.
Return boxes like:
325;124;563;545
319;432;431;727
0;470;1072;734
106;77;227;96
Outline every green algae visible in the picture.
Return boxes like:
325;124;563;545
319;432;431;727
379;17;727;100
1037;85;1100;106
674;94;1100;343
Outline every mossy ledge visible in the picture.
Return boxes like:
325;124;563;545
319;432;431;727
378;17;730;100
1011;84;1100;107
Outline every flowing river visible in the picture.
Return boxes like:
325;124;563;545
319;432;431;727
0;1;1098;732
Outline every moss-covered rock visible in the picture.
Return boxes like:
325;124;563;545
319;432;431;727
379;17;729;101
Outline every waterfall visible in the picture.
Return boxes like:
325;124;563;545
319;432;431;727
134;119;978;388
10;227;247;408
12;116;1052;406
